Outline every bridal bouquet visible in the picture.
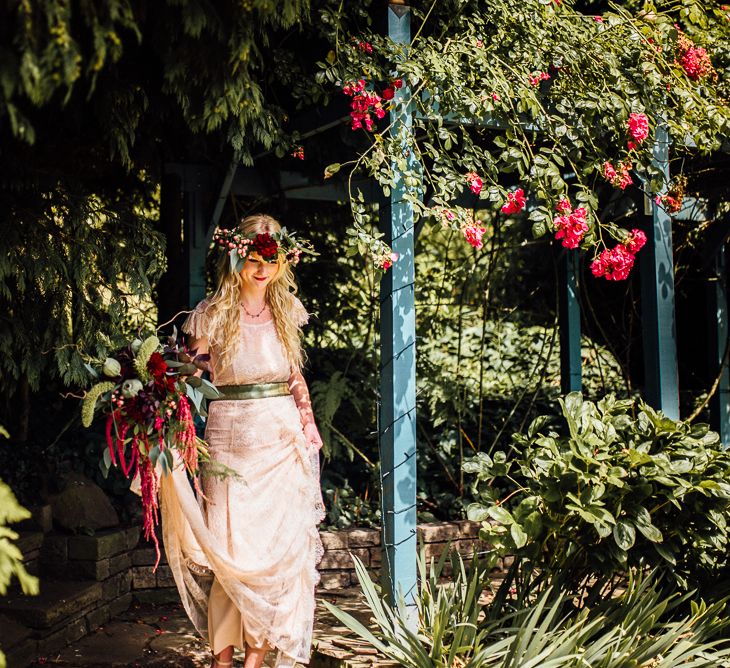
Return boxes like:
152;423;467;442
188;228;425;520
81;329;218;566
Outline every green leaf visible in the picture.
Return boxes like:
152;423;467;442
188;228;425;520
510;523;528;549
487;505;515;526
466;503;491;522
613;520;636;551
653;542;677;565
324;163;341;179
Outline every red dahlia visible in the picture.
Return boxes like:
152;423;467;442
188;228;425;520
147;352;168;379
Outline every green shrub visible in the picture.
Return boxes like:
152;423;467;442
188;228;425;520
465;393;730;595
325;549;730;668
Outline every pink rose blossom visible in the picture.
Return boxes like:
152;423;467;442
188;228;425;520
591;244;636;281
603;162;617;182
501;188;526;214
628;113;649;143
603;161;632;190
553;207;589;249
462;224;487;250
625;229;647;254
556;197;572;214
465;171;483;195
382;252;399;270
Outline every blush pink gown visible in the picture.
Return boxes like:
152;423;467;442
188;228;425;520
158;297;325;668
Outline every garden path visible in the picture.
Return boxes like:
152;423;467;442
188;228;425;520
25;588;397;668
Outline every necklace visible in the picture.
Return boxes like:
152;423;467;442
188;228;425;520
240;301;267;318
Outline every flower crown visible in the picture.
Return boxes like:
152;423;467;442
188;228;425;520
212;226;316;273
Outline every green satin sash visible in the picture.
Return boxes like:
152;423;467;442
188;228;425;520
212;382;291;401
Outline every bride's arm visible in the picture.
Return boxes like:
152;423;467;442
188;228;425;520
288;370;323;450
187;334;213;381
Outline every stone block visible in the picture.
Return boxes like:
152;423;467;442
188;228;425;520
319;531;348;550
424;541;454;559
319;548;369;571
132;546;167;566
457;538;487;558
125;525;142;550
132;566;156;590
346;528;380;547
119;569;133;594
369;546;382;567
133;588;180;605
108;551;132;576
0;580;102;629
40;560;68;579
68;528;130;561
85;603;111;631
40;533;68;565
418;522;460;543
156;565;176;588
49;472;119;532
109;592;133;617
36;615;87;655
317;571;351;591
15;532;44;558
23;549;40;562
102;570;132;601
68;557;110;581
458;520;484;538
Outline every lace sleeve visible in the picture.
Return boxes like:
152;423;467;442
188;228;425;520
181;298;212;339
292;296;309;328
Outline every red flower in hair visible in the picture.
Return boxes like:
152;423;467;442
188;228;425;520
253;233;279;259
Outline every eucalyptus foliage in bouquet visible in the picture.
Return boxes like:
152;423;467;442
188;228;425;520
81;329;219;566
465;393;730;596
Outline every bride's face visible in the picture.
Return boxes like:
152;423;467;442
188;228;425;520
239;251;279;290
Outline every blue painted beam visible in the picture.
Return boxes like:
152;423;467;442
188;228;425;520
379;2;418;616
558;249;582;393
709;245;730;446
640;125;680;419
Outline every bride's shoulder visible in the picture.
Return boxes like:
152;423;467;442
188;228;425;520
182;296;215;337
290;294;310;327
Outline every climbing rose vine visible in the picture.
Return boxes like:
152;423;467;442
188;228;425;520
317;0;730;281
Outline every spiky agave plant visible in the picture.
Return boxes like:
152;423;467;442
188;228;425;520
323;548;730;668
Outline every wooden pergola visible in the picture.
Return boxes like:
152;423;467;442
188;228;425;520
157;2;730;615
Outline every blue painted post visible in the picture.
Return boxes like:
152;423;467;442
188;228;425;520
709;246;730;446
379;1;418;615
640;124;680;419
558;250;582;393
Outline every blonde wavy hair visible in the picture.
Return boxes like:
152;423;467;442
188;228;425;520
205;214;305;376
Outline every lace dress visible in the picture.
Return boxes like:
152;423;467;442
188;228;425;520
158;297;325;668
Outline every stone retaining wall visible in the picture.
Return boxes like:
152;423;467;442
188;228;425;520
0;527;139;666
317;520;488;589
